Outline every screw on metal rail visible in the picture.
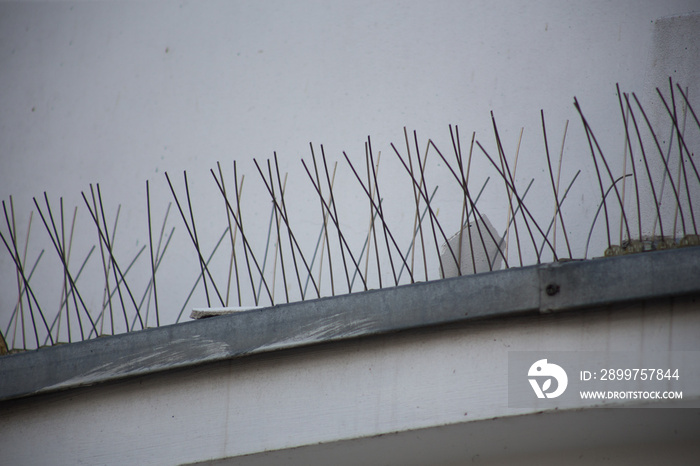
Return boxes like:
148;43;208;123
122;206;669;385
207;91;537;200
545;283;560;296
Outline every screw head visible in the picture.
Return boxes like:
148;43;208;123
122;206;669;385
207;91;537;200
545;283;560;296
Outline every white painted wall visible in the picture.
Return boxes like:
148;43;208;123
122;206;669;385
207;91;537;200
1;1;699;345
1;297;698;465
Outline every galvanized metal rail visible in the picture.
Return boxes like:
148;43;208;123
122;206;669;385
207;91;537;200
1;246;699;402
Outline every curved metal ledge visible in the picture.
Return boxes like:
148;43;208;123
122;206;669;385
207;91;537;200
1;246;699;402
